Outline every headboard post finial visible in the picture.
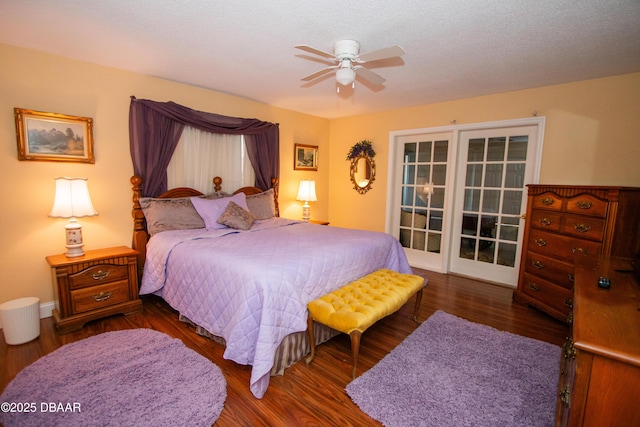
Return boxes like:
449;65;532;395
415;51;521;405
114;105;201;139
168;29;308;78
213;176;222;192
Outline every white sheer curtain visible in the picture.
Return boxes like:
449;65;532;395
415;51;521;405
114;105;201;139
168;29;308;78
167;126;255;194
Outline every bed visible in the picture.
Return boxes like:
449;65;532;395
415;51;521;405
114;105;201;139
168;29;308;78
131;175;413;398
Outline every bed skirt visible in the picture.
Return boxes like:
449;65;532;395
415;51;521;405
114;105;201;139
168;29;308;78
178;313;339;376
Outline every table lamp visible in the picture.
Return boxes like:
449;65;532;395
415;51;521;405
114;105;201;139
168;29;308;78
296;179;317;221
49;177;98;257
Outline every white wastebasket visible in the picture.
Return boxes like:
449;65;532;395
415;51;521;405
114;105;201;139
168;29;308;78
0;297;40;345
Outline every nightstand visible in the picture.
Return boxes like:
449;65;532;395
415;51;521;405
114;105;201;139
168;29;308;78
46;246;143;334
309;220;330;225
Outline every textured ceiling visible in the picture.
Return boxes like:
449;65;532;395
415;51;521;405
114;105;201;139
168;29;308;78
1;0;639;119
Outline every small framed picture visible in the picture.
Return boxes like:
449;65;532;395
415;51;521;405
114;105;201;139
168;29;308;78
294;143;318;171
15;108;95;163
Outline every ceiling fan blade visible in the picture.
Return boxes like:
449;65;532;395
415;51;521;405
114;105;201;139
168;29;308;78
301;66;337;81
358;45;406;63
295;45;335;60
354;67;386;85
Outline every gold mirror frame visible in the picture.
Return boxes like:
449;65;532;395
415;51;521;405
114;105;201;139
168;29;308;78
350;154;376;194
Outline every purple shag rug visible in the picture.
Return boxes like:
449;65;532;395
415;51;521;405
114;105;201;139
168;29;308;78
346;311;560;427
0;329;226;427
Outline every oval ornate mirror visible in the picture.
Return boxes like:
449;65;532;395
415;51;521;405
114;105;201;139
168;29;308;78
347;141;376;194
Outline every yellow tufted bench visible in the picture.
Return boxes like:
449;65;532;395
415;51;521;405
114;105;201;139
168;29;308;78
306;269;426;379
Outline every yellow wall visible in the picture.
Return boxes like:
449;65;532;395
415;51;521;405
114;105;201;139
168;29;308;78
2;42;639;311
0;43;329;307
328;73;640;230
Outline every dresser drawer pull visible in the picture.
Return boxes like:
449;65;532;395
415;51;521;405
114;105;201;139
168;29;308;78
564;298;573;308
574;223;591;233
93;291;112;302
92;270;110;280
541;197;554;206
534;238;547;247
531;260;544;269
538;217;552;226
527;282;540;292
572;247;587;254
568;273;574;282
559;386;571;408
566;311;573;324
575;201;593;210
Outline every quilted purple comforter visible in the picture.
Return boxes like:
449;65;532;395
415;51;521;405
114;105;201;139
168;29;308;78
140;218;412;398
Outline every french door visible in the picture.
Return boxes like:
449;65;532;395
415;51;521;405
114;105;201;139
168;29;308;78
388;119;543;287
449;125;540;286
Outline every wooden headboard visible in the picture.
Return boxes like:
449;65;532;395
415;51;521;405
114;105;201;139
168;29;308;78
131;175;279;278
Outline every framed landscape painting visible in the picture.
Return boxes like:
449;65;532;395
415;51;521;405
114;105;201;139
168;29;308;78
15;108;95;163
294;143;318;171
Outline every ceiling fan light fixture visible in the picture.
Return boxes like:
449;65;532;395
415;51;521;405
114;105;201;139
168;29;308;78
336;67;355;86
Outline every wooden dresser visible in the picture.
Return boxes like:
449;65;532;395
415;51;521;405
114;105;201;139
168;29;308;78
514;185;640;322
46;246;143;333
555;256;640;426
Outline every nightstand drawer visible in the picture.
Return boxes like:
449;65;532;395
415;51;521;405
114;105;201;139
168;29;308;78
71;280;130;314
69;264;129;290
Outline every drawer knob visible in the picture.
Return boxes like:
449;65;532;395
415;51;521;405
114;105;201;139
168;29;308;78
575;201;593;210
572;247;587;254
528;282;540;292
564;298;573;308
93;291;112;302
531;260;544;269
574;223;592;233
568;273;574;282
541;197;554;206
534;238;547;247
538;217;552;226
92;270;110;280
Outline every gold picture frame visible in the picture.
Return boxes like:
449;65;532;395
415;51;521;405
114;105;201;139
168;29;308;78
15;108;95;163
294;143;318;171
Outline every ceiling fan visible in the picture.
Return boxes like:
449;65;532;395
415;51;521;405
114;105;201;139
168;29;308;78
295;40;405;92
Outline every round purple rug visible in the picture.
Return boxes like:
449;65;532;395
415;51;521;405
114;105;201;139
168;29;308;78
0;329;226;427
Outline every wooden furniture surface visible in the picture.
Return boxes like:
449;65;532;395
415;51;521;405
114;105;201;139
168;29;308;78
514;185;640;322
46;246;142;334
555;256;640;426
131;175;279;278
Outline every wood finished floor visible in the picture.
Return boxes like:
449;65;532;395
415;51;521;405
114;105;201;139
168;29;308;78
1;269;568;426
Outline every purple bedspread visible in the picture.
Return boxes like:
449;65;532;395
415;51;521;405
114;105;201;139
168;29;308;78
140;218;411;398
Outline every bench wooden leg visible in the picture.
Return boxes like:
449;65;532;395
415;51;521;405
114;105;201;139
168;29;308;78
349;330;362;379
413;287;424;323
306;313;316;365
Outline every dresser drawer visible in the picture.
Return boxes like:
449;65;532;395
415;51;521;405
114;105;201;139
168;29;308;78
520;272;573;316
528;230;602;262
561;214;605;241
524;251;575;289
565;193;608;218
70;280;130;314
530;210;562;232
531;192;563;212
69;264;129;290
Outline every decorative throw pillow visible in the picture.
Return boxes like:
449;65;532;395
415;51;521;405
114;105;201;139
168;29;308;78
246;188;277;220
139;197;205;236
191;192;249;230
217;201;255;230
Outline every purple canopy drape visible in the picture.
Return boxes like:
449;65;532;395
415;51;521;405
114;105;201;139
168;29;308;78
129;97;279;197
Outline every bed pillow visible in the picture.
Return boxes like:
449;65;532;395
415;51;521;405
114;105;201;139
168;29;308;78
191;192;249;230
139;192;230;236
246;188;277;220
139;197;205;236
217;201;256;230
